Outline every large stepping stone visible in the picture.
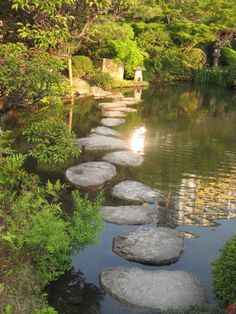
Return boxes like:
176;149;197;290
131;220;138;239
99;267;208;312
101;118;125;127
102;111;127;118
98;102;128;109
103;151;144;167
66;161;116;187
77;135;129;151
100;204;158;225
105;107;137;113
112;180;165;204
91;126;120;137
113;227;184;265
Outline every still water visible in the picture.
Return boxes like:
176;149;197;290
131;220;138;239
4;83;236;313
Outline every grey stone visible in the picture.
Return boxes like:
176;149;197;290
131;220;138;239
77;135;129;151
105;107;137;113
91;86;113;98
101;118;125;127
100;204;158;225
103;151;144;167
98;102;128;109
66;161;116;187
113;227;184;265
102;111;127;118
112;180;166;204
99;267;208;312
91;126;120;137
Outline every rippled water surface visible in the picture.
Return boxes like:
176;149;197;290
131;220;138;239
4;83;236;313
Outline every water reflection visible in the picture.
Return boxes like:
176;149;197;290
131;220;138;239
130;126;146;155
171;168;236;226
47;269;104;314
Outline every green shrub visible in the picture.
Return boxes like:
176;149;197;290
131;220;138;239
192;67;234;87
72;55;94;78
0;43;66;112
90;70;116;90
0;152;104;312
23;119;80;164
212;234;236;307
220;48;236;67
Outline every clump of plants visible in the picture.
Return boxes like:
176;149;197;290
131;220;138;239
212;234;236;308
0;148;104;313
23;119;80;164
90;70;116;90
72;55;94;78
0;43;66;113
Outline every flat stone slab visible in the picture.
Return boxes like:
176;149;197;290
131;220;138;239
66;161;116;187
103;151;144;167
102;111;127;118
113;227;184;265
106;107;137;113
100;205;158;225
77;135;129;151
112;180;166;204
101;118;125;127
91;126;120;137
99;267;208;312
99;102;128;109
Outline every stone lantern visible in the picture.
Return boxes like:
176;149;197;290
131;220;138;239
212;42;221;67
134;66;144;82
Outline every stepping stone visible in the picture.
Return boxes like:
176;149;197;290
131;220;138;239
98;102;128;109
99;267;208;312
101;118;125;127
105;107;137;113
113;227;184;265
66;161;116;187
119;97;142;103
102;111;127;118
77;135;129;151
100;204;158;225
91;126;120;137
103;151;144;167
112;180;165;204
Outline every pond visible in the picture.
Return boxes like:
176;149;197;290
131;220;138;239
3;83;236;313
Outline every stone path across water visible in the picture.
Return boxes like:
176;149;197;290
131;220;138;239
100;118;125;127
66;94;208;311
91;126;120;137
112;180;166;204
99;267;208;312
113;227;184;265
102;151;144;167
77;135;129;151
66;161;116;187
100;204;158;225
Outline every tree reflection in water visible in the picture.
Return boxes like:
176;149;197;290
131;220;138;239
47;269;104;314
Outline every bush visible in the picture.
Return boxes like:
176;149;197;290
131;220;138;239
90;70;116;90
0;152;104;312
192;67;234;87
212;234;236;307
23;119;80;164
0;43;65;112
220;48;236;67
72;55;94;78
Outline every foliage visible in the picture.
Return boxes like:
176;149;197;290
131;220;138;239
212;234;236;307
111;39;148;77
90;70;116;90
221;48;236;67
163;304;227;314
0;43;65;112
192;67;235;87
0;151;104;312
23;119;80;164
72;55;94;78
0;131;15;154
